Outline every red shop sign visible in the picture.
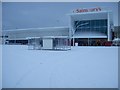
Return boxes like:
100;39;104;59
73;7;102;13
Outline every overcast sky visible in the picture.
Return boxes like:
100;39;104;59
2;2;118;30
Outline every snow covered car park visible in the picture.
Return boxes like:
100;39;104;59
2;45;118;88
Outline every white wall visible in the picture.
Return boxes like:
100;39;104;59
43;38;53;49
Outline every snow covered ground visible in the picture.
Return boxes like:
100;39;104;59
2;45;118;88
0;45;2;90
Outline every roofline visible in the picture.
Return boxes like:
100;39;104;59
67;10;112;16
3;26;69;32
26;36;70;39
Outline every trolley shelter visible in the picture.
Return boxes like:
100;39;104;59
27;36;71;50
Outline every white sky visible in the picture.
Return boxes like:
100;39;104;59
2;2;119;30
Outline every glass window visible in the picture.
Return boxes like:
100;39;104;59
74;19;107;35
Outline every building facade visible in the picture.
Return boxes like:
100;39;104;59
69;7;114;46
2;27;71;50
2;7;118;47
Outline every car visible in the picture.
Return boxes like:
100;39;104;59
112;38;120;46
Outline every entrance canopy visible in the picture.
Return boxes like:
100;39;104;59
69;11;108;21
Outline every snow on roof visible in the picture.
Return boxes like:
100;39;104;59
26;36;69;39
3;26;69;32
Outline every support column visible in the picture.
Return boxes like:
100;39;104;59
88;38;89;46
14;40;16;44
107;12;112;41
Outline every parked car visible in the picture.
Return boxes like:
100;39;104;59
112;38;120;46
104;41;112;46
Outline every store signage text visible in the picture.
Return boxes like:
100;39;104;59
73;7;102;13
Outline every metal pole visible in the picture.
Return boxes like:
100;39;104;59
73;37;74;46
88;38;89;46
